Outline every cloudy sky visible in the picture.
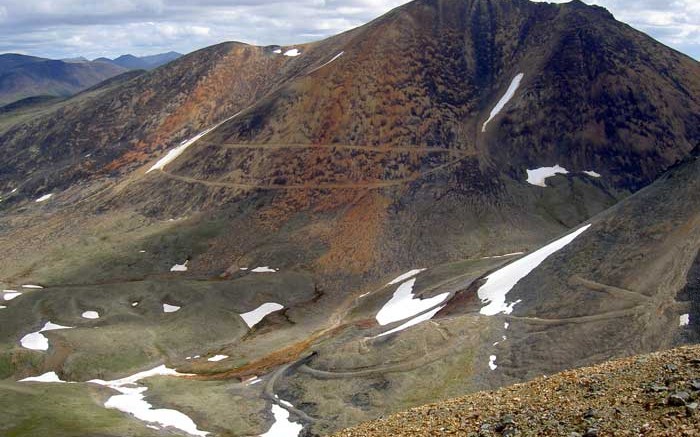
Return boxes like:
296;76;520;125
0;0;697;60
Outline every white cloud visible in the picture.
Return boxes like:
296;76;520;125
0;0;409;58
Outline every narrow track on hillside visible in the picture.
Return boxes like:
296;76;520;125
506;308;642;326
157;152;474;190
263;357;317;423
205;141;470;154
296;343;455;379
571;275;652;303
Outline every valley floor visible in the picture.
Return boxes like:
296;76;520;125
333;345;700;437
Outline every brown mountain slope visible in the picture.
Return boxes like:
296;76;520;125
1;0;699;202
0;41;308;196
201;0;700;190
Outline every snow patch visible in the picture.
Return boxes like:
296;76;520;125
680;314;690;327
583;170;601;178
526;165;569;187
163;304;181;313
22;284;44;289
240;302;284;328
489;355;498;370
481;252;524;260
482;73;524;132
251;266;276;273
88;365;208;436
20;371;67;383
0;305;6;309
375;305;445;338
273;48;282;54
170;261;188;272
147;113;240;173
245;376;262;385
376;278;449;326
478;224;591;316
20;321;74;351
35;194;53;202
261;404;303;437
3;290;22;300
283;49;301;57
309;51;344;73
82;311;100;319
387;268;426;286
207;355;228;362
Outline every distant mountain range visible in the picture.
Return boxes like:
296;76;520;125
92;51;182;71
0;51;182;106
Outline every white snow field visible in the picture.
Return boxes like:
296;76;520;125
526;165;569;187
88;365;208;436
20;321;74;351
207;355;228;362
260;403;303;437
3;290;22;300
489;355;498;370
170;261;188;272
35;193;53;202
81;311;100;319
376;278;449;326
375;305;445;338
308;51;344;73
478;224;592;316
240;302;284;328
19;371;68;383
482;73;524;132
386;269;426;286
147;112;241;173
163;304;181;313
481;252;524;260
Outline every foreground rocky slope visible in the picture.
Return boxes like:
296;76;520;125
334;345;700;437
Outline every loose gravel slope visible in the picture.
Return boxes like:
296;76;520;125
333;345;700;437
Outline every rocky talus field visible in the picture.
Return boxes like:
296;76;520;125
335;345;700;437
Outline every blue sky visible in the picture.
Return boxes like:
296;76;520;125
0;0;697;60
